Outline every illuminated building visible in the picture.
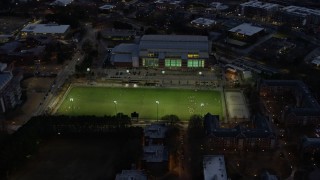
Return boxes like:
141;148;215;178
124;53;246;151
139;35;209;68
111;35;210;68
21;24;70;39
227;23;265;46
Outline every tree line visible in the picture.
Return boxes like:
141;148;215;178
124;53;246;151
0;114;142;180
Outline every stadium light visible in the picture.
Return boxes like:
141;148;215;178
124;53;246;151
201;103;204;115
156;101;159;121
113;100;117;115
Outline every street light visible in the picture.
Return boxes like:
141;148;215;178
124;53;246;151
156;100;159;121
113;100;117;115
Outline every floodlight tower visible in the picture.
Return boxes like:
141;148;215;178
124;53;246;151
156;100;160;121
113;100;118;115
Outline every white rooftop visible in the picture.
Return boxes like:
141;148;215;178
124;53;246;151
144;124;168;139
229;23;264;36
241;1;280;10
191;18;216;26
21;24;70;34
203;155;227;180
99;4;115;10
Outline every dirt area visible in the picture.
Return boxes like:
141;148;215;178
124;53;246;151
8;137;123;180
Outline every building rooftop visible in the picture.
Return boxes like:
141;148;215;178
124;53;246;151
139;35;209;54
50;0;73;6
210;2;229;10
203;155;227;180
115;170;147;180
282;6;320;17
143;145;168;162
0;72;12;90
240;1;280;10
99;4;115;10
144;123;168;139
21;24;70;34
261;80;320;115
191;18;216;27
141;35;208;42
229;23;264;36
204;113;275;139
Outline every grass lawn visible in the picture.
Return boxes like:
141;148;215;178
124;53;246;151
56;87;223;120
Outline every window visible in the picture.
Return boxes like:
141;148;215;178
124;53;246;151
188;53;199;59
187;59;204;67
165;59;181;67
142;58;159;67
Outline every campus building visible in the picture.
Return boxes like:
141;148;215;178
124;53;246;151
0;63;22;113
239;1;280;20
139;35;209;68
259;80;320;126
227;23;265;46
144;123;168;145
280;6;320;27
21;24;70;39
204;113;276;150
111;35;210;68
191;18;217;28
203;155;227;180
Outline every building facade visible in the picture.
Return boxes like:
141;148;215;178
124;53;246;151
204;113;276;150
259;80;320;126
0;63;22;113
139;35;210;69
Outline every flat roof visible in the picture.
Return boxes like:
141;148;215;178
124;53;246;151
21;24;70;34
139;35;209;53
141;35;208;42
229;23;264;36
191;18;216;26
203;155;227;180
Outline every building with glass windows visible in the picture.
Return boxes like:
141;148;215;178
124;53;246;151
110;35;210;68
139;35;209;68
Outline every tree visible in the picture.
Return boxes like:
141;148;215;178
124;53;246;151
161;114;180;126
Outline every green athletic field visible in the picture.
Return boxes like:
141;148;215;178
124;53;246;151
56;87;223;120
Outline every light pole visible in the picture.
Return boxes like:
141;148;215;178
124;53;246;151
201;103;204;116
70;98;74;114
113;100;117;115
156;100;159;121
